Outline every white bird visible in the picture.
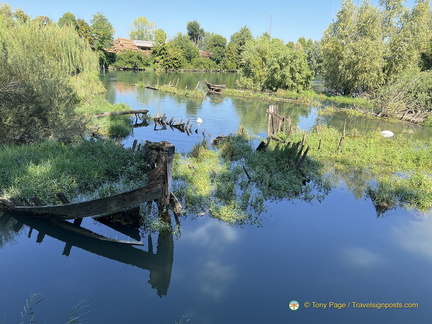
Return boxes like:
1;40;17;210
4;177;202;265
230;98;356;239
197;117;203;125
381;130;394;138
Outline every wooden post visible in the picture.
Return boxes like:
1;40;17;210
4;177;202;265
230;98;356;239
267;105;279;137
337;119;347;152
297;146;309;168
131;139;138;152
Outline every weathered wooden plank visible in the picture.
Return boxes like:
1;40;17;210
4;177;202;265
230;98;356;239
8;181;163;219
94;110;149;118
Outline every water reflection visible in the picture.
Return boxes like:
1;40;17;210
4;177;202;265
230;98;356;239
0;212;174;297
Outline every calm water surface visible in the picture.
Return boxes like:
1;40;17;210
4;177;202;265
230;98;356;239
0;72;431;323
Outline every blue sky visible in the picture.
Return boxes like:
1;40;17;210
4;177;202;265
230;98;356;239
4;0;343;42
4;0;417;42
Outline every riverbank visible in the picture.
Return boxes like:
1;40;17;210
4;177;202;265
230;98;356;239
221;87;432;126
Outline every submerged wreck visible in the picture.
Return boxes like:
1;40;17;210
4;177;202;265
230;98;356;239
0;141;180;221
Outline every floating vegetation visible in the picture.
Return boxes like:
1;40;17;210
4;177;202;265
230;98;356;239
172;129;332;225
367;173;432;214
137;82;206;99
287;125;432;212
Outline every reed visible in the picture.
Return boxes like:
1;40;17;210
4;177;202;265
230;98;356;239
0;14;103;144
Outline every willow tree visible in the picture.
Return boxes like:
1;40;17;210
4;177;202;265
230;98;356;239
322;0;431;96
322;0;386;95
0;9;102;143
238;35;313;92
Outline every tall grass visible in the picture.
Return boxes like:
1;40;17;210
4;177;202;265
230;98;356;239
0;13;103;144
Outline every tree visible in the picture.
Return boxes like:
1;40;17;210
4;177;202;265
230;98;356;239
129;16;157;41
77;18;92;44
206;34;226;65
13;8;30;23
90;12;114;51
170;33;199;63
238;35;313;91
384;0;430;77
307;41;323;75
187;20;204;45
227;26;253;69
152;29;168;72
58;12;78;29
322;0;431;96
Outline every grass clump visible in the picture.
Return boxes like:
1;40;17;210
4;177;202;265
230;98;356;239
287;126;432;211
75;96;133;138
367;173;432;213
173;129;331;224
154;84;205;99
0;140;147;205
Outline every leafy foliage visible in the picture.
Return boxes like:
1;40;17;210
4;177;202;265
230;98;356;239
170;33;200;64
374;70;432;117
206;34;227;65
112;50;152;70
238;35;313;91
58;12;78;29
90;12;114;51
321;0;431;96
129;16;157;41
186;20;204;45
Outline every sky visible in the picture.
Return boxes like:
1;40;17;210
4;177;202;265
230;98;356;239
4;0;418;43
4;0;343;42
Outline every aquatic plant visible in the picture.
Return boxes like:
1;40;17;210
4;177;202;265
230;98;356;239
19;293;44;324
287;125;432;211
2;293;89;324
172;130;331;224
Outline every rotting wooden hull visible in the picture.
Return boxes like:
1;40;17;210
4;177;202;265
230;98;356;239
0;181;162;220
204;79;226;93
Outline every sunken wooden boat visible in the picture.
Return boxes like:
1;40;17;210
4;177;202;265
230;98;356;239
0;141;179;220
204;79;226;93
0;167;163;220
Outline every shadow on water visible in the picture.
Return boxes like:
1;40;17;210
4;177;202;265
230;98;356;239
0;212;174;297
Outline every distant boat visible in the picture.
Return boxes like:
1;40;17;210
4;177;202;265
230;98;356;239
204;79;226;93
381;130;394;138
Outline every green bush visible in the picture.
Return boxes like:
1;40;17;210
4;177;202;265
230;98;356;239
112;50;152;70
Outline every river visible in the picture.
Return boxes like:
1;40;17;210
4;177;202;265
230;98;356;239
0;71;431;324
